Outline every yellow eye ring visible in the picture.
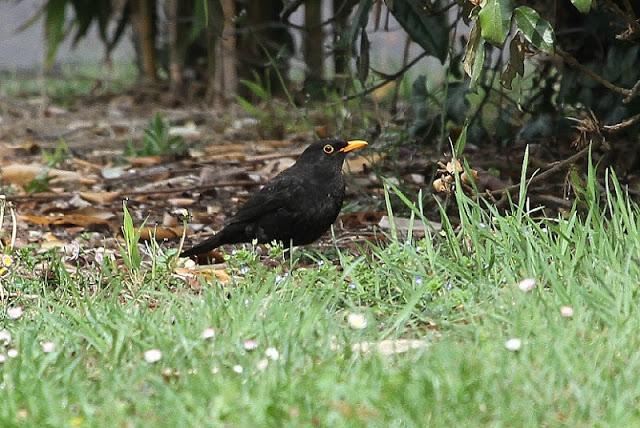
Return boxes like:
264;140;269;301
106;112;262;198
323;144;334;154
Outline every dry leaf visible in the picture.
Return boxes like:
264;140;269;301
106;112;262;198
139;226;185;241
174;265;230;285
1;164;44;186
378;215;442;234
80;191;121;205
339;211;385;229
167;198;196;207
260;158;296;176
127;156;164;167
205;143;249;155
344;153;384;173
20;207;114;228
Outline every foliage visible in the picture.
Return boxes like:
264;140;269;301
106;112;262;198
41;139;70;168
124;114;187;157
235;76;292;139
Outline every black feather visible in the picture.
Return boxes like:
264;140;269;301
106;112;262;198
180;139;365;258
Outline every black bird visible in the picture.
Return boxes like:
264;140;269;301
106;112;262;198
181;139;368;257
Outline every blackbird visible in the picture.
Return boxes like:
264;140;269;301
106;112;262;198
181;139;368;257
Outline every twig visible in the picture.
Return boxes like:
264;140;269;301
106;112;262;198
602;0;640;38
343;52;428;101
603;111;640;133
5;180;264;202
556;47;640;103
482;144;595;197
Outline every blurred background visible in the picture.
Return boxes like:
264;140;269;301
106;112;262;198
0;0;639;211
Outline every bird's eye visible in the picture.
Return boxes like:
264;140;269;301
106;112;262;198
323;144;334;154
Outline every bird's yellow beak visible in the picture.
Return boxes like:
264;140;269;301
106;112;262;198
339;140;368;153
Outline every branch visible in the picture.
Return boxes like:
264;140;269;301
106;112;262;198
342;51;428;101
602;0;640;40
482;144;595;197
5;180;264;202
556;47;640;103
603;111;640;133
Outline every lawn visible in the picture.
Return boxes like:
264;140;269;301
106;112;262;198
0;159;639;427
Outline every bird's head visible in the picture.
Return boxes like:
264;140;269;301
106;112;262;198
296;139;368;172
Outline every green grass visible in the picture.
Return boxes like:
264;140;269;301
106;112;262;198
2;160;640;426
0;62;137;105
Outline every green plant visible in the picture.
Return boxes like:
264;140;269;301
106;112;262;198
235;75;292;139
42;139;70;167
120;201;145;287
24;174;52;194
124;114;187;157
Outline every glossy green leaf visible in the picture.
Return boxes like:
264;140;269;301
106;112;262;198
384;0;449;62
478;0;513;46
570;0;592;14
514;6;555;53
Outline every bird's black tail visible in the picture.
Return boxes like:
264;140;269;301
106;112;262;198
180;234;224;257
180;224;244;257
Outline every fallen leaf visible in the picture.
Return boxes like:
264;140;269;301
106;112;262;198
127;156;165;167
205;143;249;155
139;226;185;241
259;158;296;176
80;191;121;205
167;198;196;207
344;153;384;173
1;164;43;186
174;265;230;285
339;211;385;229
20;208;114;228
378;215;441;235
169;122;200;138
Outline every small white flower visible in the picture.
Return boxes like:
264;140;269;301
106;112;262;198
0;354;6;363
347;313;368;330
211;366;220;374
232;365;243;374
64;241;80;261
7;349;18;358
348;282;357;290
256;359;269;371
201;328;216;340
265;347;280;360
414;276;423;285
0;330;11;344
505;338;522;351
243;339;258;351
94;248;105;264
7;307;23;320
560;306;574;318
518;278;536;293
144;349;162;363
41;342;56;353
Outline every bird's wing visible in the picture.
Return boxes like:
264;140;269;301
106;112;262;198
226;171;303;226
